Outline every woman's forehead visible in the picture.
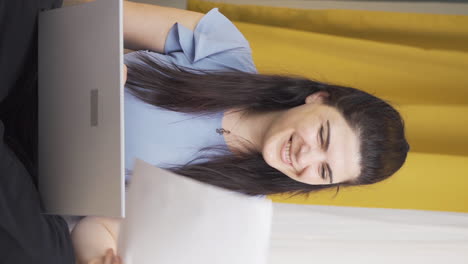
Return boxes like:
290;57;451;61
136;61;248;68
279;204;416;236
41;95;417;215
327;111;361;183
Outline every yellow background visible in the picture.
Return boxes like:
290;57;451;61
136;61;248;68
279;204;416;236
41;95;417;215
188;0;468;212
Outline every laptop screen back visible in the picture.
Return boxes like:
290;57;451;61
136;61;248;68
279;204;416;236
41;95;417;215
38;0;125;217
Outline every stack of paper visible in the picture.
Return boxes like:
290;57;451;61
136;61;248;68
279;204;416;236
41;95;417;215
117;158;273;264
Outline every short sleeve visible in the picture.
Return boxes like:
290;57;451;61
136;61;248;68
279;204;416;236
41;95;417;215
162;8;257;73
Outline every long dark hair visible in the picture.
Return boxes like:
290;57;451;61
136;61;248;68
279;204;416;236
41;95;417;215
124;51;409;197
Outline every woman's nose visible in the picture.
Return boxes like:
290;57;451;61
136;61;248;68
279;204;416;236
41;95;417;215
296;144;326;169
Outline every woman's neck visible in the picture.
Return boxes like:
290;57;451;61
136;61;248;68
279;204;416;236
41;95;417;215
221;108;283;153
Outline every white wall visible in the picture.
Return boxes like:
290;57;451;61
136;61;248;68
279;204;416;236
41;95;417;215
268;203;468;264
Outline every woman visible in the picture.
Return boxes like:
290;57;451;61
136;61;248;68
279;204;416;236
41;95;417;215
72;1;409;263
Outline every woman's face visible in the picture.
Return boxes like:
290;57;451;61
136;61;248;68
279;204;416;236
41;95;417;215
261;92;361;185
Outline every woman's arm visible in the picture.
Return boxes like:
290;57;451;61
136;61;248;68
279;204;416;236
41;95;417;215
71;216;122;264
123;0;205;53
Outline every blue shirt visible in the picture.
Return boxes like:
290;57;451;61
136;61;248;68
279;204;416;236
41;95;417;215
124;8;257;182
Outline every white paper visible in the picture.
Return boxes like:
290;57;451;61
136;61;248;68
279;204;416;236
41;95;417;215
117;158;273;264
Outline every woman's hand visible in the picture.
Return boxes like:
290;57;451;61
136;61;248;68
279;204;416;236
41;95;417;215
123;64;128;84
71;216;122;264
85;248;122;264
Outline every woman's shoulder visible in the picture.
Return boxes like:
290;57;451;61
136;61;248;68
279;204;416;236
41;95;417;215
125;8;257;74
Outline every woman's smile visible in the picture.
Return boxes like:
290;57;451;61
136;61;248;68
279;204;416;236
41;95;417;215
281;135;293;168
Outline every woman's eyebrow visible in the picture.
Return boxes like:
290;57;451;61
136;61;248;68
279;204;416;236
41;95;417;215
326;163;333;184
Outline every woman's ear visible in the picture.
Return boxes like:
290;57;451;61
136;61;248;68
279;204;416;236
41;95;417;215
305;91;329;104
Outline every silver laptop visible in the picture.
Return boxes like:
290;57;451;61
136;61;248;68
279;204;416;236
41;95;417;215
38;0;125;217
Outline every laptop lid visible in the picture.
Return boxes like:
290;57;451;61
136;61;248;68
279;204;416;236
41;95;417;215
38;0;125;217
